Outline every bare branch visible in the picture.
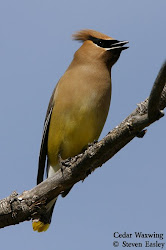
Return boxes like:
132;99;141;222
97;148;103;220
0;62;166;229
148;61;166;121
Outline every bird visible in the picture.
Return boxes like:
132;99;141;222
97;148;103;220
32;29;128;232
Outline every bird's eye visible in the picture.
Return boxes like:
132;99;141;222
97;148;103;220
89;36;119;49
89;37;106;48
97;40;105;47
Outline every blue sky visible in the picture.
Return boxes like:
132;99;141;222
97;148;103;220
0;1;166;249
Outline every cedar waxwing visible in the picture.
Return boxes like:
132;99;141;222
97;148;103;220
32;29;128;232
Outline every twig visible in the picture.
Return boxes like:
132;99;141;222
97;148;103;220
148;61;166;121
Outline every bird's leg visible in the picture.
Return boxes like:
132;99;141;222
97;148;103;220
58;154;65;174
58;154;73;198
87;139;98;147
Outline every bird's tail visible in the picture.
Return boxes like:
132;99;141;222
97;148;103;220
32;163;59;232
32;198;57;232
32;220;50;232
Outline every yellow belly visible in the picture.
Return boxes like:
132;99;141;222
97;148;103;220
47;104;104;166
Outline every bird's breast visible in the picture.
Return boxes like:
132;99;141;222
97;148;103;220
47;67;111;166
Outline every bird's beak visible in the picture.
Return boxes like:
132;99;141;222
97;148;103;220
106;40;129;51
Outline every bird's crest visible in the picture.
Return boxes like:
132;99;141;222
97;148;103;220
72;29;111;42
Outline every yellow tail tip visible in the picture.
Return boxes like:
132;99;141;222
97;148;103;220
32;220;50;232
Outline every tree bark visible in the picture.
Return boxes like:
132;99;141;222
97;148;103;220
0;61;166;229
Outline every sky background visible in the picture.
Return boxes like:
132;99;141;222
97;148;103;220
0;1;166;249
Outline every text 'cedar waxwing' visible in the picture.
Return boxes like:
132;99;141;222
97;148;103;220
32;29;129;232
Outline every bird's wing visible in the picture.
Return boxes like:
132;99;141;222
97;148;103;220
37;87;56;184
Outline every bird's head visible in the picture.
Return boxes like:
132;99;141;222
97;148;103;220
72;29;128;69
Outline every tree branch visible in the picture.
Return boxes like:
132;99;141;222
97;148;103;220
148;60;166;121
0;61;166;229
